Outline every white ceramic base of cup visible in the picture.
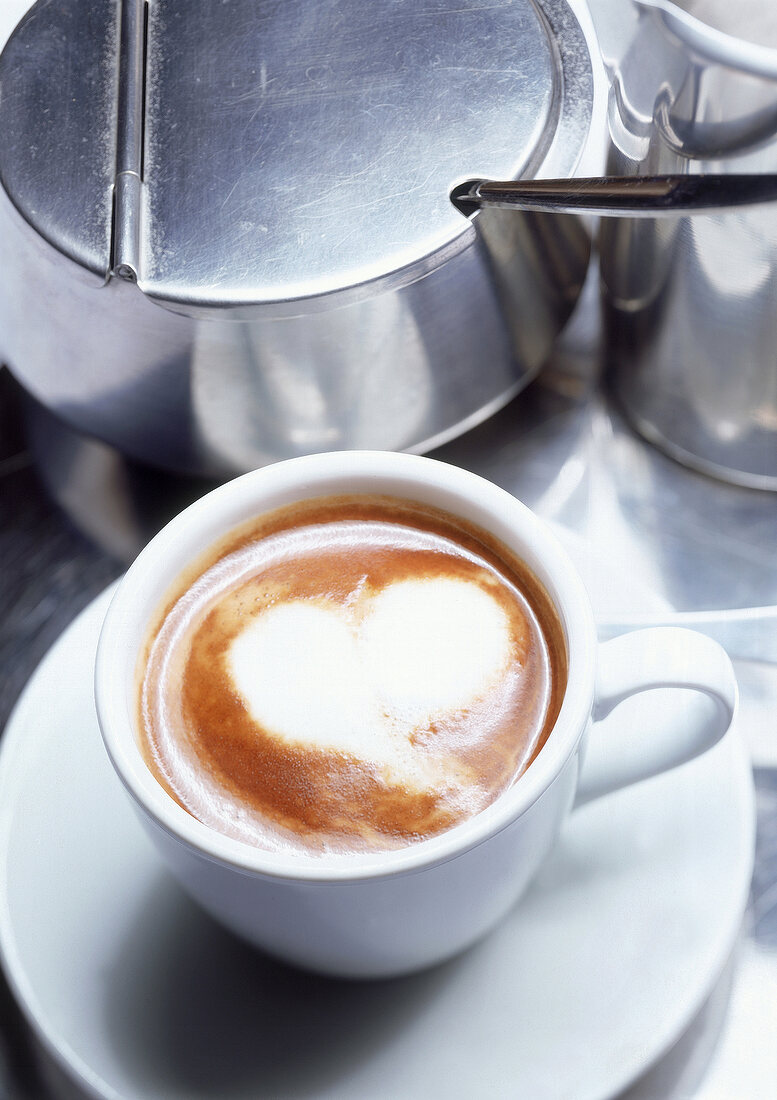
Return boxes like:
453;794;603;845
0;585;755;1100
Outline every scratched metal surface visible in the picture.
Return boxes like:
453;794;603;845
138;0;565;306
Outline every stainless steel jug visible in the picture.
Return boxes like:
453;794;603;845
591;0;777;488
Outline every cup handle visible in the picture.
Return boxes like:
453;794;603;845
575;628;738;807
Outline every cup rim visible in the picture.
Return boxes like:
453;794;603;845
95;451;597;883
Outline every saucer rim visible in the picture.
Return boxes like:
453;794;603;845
0;587;122;1100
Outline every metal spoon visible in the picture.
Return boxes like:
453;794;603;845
451;174;777;217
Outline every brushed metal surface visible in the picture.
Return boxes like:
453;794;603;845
0;0;117;278
141;0;558;309
0;177;590;474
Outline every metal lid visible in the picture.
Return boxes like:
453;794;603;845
0;0;593;314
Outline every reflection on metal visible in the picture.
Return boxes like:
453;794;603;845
589;0;777;488
111;0;146;282
452;173;777;217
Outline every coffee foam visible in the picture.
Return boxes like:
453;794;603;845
139;499;562;855
228;576;512;791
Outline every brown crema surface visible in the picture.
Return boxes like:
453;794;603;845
138;495;567;855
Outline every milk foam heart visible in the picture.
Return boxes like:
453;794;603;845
228;577;512;789
138;495;564;855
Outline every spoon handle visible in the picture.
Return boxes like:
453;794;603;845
451;174;777;217
598;605;777;664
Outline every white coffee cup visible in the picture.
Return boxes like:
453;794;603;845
95;451;737;979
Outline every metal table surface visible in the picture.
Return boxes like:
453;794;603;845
1;262;776;1098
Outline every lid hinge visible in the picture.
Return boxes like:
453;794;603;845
111;0;147;282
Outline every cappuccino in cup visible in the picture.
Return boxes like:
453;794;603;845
98;451;736;977
138;494;566;856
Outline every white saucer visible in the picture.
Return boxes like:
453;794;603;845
0;585;755;1100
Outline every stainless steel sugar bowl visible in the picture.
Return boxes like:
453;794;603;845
0;0;594;476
